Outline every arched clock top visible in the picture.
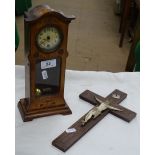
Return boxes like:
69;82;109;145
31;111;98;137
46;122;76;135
24;4;75;23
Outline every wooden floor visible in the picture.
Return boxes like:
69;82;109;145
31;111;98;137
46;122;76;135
15;0;130;72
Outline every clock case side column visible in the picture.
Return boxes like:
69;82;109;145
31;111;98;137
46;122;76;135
59;23;69;97
17;16;33;121
57;21;73;108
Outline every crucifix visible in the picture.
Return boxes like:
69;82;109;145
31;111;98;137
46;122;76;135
52;89;136;152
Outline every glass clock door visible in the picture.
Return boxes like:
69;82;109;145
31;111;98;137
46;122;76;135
35;58;61;97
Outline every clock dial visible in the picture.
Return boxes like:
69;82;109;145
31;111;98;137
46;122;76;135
37;26;62;51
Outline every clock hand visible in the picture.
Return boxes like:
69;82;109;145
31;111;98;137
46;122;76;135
40;38;48;45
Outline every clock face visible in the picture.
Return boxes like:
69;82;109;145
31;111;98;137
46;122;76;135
37;26;62;51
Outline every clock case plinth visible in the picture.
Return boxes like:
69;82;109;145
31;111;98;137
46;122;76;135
18;98;72;122
18;5;75;122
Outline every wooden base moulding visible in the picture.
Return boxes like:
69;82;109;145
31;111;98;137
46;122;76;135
18;98;72;122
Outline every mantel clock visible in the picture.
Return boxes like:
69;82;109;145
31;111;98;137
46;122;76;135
18;4;75;122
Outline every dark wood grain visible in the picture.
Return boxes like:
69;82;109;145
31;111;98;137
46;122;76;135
125;14;140;71
52;89;136;152
119;0;131;47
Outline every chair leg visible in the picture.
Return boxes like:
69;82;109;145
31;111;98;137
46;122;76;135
119;0;125;33
119;19;128;47
119;0;131;47
125;15;140;71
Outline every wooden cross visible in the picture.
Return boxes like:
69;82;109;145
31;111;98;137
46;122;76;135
52;89;136;152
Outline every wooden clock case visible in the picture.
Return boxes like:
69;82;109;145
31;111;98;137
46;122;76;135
18;5;75;122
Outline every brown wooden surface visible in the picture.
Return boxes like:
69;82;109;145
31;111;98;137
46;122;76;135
135;0;140;9
18;4;75;121
52;89;136;152
119;0;140;47
125;14;140;71
119;0;131;47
